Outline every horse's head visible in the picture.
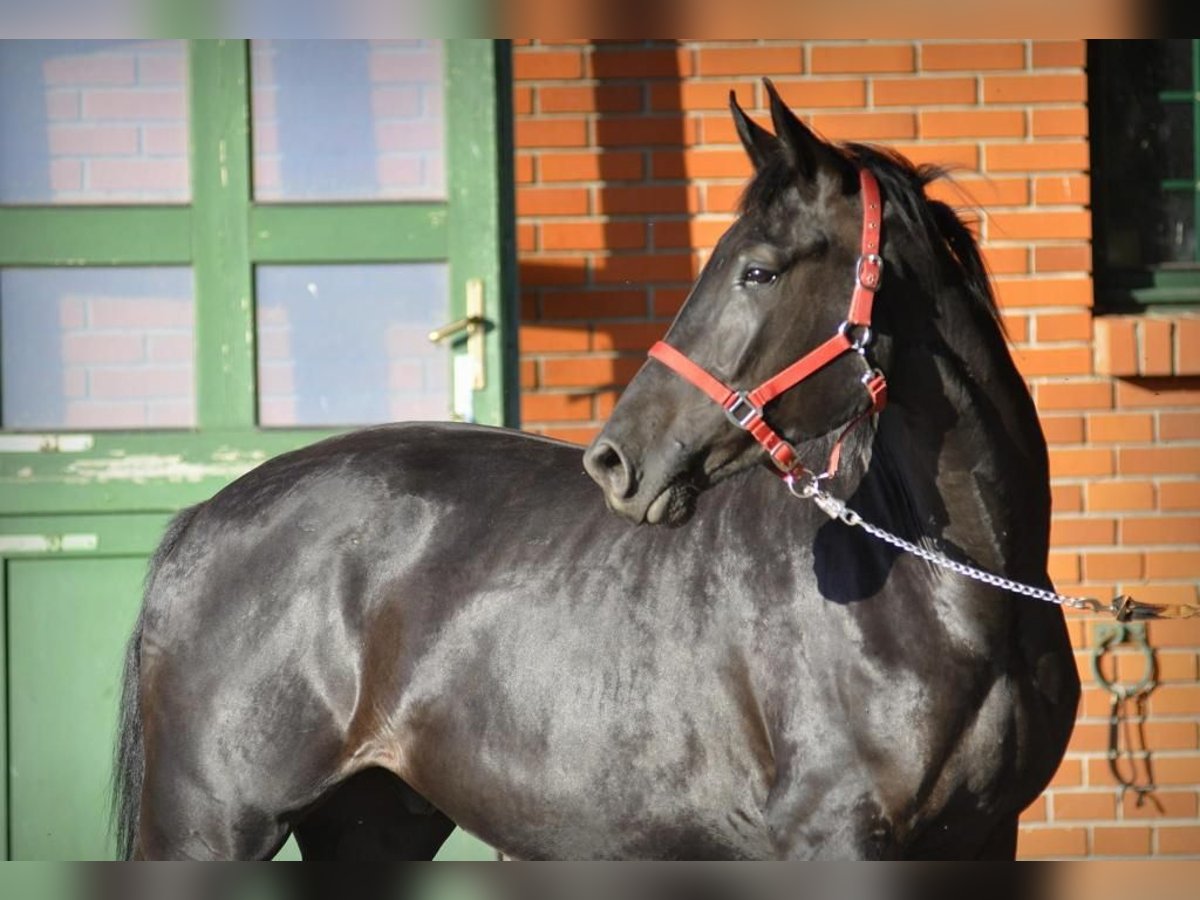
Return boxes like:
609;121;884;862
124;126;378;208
584;83;892;525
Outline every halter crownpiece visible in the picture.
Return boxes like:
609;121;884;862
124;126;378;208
648;167;887;479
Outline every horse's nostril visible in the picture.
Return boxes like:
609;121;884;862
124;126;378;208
583;439;635;499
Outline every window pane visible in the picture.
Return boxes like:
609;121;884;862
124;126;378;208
251;40;445;202
1161;103;1195;181
0;267;195;430
256;264;451;427
1154;39;1194;91
1154;191;1197;264
0;40;190;205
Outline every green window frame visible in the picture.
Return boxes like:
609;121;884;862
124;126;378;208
0;39;516;516
1090;39;1200;309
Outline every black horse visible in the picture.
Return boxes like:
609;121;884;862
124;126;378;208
114;84;1078;860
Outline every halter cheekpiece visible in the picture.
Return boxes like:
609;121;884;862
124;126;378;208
648;168;887;480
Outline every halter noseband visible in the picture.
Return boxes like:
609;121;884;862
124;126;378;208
647;168;887;480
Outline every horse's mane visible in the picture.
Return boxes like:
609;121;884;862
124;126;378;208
739;141;1004;332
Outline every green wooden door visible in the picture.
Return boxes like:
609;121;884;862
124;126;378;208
0;39;514;860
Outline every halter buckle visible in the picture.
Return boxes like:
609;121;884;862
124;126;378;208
856;253;884;291
723;392;761;429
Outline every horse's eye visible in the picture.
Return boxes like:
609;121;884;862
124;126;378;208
743;266;777;286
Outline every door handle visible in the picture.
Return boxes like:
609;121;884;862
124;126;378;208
427;316;484;344
428;278;487;393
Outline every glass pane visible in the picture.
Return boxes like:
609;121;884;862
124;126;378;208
0;267;195;430
1153;191;1196;264
256;264;451;427
0;40;190;205
251;40;445;202
1154;39;1194;91
1161;103;1195;180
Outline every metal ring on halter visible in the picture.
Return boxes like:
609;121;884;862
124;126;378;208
860;367;884;385
784;469;821;499
838;320;873;350
855;253;884;291
722;391;761;430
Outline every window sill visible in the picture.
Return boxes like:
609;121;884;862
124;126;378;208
1094;313;1200;377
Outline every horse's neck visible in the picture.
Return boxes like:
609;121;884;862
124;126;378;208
856;288;1050;578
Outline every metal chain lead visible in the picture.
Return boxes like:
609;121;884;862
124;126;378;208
786;475;1103;613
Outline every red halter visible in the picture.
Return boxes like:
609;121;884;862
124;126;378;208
647;168;887;479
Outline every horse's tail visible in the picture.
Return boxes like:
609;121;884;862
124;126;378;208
112;503;201;860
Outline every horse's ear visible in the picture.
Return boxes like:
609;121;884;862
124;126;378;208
729;90;776;171
764;78;833;182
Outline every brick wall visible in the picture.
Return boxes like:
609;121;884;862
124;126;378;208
513;39;1200;859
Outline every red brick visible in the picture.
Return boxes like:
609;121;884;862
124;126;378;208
589;47;694;79
594;116;693;147
1050;517;1116;546
1092;827;1152;857
919;109;1024;139
513;50;584;80
1140;319;1174;376
62;333;145;365
87;298;191;329
1036;381;1113;411
985;142;1089;173
597;186;700;216
1176;318;1200;375
1032;107;1089;138
1145;550;1200;580
1004;313;1032;341
1158;827;1200;855
988;211;1091;240
922;42;1025;71
1094;318;1138;376
1119;447;1200;476
650;81;755;113
519;257;587;287
653;288;692;317
514;87;533;115
1083;552;1144;581
1151;686;1200;716
1088;413;1153;443
1032;41;1086;68
1016;826;1087;858
517;188;589;217
983;74;1087;104
1049;757;1083;788
1048;550;1081;582
541;289;647;320
540;355;643;388
810;112;916;140
518;325;590;353
1085;481;1155;512
1053;791;1116;820
89;367;191;399
143;124;187;156
1036;312;1091;343
891;143;980;170
515;155;534;184
539;151;644;183
697;46;804;76
1019;795;1047;823
1041;414;1085;444
1146;619;1200;648
515;117;588;149
540;221;646;251
773;79;867;109
873;77;976;106
1034;175;1090;205
810;44;914;74
520;392;593;422
1116;377;1200;408
1035;245;1091;273
594;253;695;285
1121;790;1197;819
517;224;536;252
1159;481;1200;509
591;322;669;352
928;176;1029;208
540;85;643;114
994;278;1093;308
520;359;537;389
982;246;1030;275
1012;346;1092;377
1122;514;1200;545
652;218;736;250
651;149;753;180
